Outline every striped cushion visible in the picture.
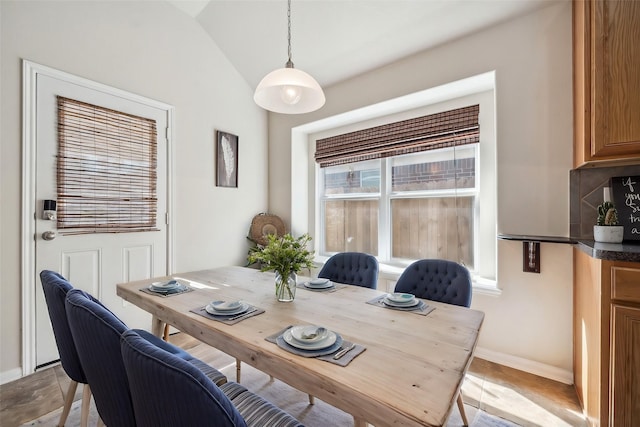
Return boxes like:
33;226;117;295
221;382;304;427
188;357;227;386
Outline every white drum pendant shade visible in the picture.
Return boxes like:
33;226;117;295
254;67;325;114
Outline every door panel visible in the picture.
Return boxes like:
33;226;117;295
61;250;101;299
34;74;169;367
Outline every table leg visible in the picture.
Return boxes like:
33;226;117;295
353;416;368;427
151;315;163;337
162;323;170;341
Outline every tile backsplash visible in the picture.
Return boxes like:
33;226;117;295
570;165;640;239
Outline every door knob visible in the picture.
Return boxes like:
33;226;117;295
42;231;56;241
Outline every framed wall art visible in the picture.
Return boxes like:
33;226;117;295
215;130;238;188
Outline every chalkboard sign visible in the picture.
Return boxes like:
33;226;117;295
611;175;640;241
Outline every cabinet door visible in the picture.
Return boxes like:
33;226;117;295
574;0;640;166
591;0;640;159
610;304;640;426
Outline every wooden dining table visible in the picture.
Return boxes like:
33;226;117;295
116;266;484;427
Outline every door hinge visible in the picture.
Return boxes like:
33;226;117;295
165;212;169;225
165;127;170;142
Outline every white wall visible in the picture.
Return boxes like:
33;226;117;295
267;2;574;382
0;0;267;380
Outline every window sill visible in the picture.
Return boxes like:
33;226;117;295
471;276;502;296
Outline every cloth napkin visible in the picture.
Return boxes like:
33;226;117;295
140;285;194;298
366;295;435;316
190;305;264;325
266;326;366;367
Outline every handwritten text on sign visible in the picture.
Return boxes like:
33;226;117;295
611;175;640;241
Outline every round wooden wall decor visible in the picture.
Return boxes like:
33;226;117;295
249;213;286;246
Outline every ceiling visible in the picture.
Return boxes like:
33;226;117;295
169;0;559;90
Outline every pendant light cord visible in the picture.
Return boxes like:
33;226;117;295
286;0;294;68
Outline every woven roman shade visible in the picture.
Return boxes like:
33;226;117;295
315;104;479;167
56;96;158;234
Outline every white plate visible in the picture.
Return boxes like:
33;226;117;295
205;302;249;316
383;297;420;308
304;281;334;289
290;325;329;344
150;280;180;290
283;329;337;350
386;292;416;303
209;300;243;312
310;278;330;286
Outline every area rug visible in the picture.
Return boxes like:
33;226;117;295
22;362;521;427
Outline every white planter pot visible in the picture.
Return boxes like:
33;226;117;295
593;225;624;243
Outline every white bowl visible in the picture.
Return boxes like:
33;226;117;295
151;280;179;289
209;301;242;311
290;325;329;344
386;292;415;303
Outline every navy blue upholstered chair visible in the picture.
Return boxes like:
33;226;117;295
318;252;379;289
39;270;92;427
394;258;473;425
65;289;227;427
394;259;472;307
120;329;304;427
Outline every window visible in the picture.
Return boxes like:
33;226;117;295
294;75;497;286
315;103;482;272
319;145;477;268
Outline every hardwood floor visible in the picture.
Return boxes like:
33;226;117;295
0;333;587;427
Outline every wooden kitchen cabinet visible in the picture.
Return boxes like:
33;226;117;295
574;249;640;426
610;304;640;426
573;0;640;167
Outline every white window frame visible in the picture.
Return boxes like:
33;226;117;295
318;145;479;270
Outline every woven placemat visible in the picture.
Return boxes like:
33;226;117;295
366;295;435;316
266;326;365;366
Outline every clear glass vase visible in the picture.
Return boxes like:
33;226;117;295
275;272;297;302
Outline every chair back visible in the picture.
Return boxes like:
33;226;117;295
65;289;136;427
39;270;87;383
120;330;248;427
394;259;472;307
318;252;379;289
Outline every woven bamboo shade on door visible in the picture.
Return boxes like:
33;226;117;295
56;96;158;234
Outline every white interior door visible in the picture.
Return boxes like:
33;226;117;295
33;73;170;368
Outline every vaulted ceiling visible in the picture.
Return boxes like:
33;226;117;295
169;0;561;90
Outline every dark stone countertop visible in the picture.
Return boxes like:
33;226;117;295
575;240;640;263
498;234;640;263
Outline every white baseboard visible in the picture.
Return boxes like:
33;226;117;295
475;346;573;385
0;367;23;386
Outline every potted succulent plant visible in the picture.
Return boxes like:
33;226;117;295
593;201;624;243
247;233;315;302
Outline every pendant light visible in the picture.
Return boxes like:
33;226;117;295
254;0;325;114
